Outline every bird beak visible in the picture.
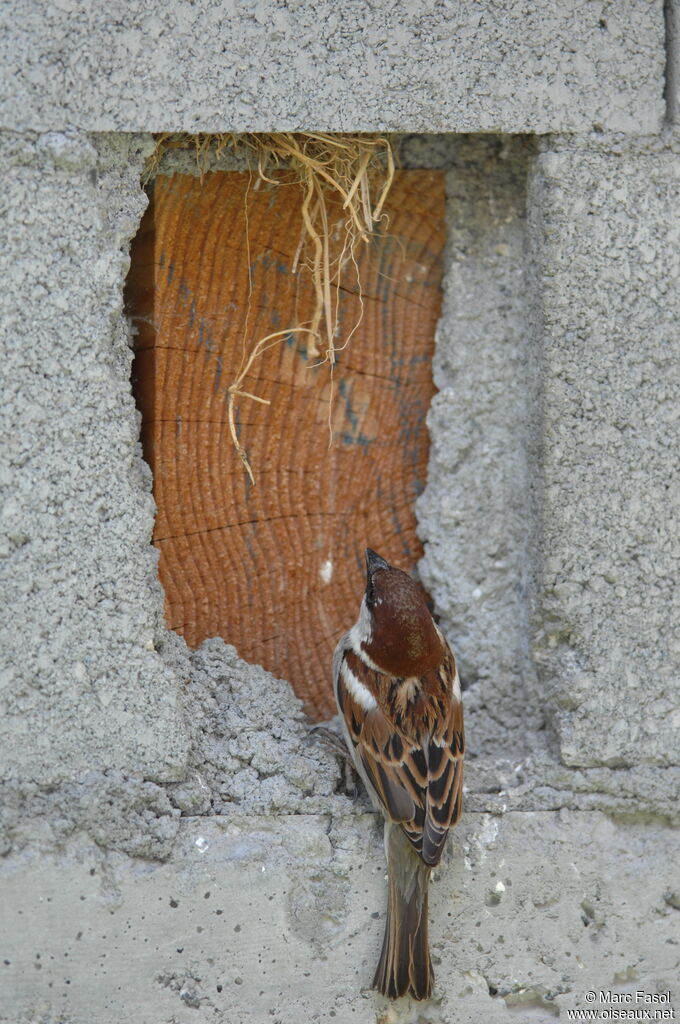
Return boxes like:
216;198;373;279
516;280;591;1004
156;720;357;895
365;548;390;576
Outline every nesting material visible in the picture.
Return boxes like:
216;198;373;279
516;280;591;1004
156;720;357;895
146;133;395;482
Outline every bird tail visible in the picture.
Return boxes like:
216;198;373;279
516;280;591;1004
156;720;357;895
373;824;433;1000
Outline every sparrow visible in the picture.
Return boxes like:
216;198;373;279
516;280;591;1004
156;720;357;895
333;548;464;1001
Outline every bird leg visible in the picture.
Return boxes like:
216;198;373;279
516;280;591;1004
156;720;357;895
305;725;360;798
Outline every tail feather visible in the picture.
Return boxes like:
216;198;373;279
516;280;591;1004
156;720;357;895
373;825;434;1000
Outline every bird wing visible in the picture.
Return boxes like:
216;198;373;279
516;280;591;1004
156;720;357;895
422;694;464;865
334;638;420;823
354;710;421;823
396;648;464;866
334;636;464;866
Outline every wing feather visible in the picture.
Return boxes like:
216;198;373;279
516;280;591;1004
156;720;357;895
334;634;464;866
422;697;464;865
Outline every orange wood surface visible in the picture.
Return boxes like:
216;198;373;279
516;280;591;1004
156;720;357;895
126;170;445;719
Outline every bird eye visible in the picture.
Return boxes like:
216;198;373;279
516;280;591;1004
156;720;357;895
365;576;375;610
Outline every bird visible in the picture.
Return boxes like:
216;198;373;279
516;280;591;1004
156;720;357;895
333;548;464;1001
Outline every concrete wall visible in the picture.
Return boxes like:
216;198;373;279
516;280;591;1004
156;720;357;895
2;2;665;133
1;3;679;1022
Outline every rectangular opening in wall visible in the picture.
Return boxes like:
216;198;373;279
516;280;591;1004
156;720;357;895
124;137;446;719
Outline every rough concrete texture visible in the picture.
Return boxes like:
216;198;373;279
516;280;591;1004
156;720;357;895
527;136;680;770
668;0;680;124
0;1;666;135
0;628;342;861
0;133;188;801
413;135;545;764
165;636;346;820
1;812;678;1024
2;126;680;1024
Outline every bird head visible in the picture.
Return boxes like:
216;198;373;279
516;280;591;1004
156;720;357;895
357;548;444;678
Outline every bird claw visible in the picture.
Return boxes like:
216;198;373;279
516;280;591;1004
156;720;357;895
305;725;360;798
305;724;347;757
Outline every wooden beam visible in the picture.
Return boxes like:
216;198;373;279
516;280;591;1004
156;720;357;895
127;169;445;718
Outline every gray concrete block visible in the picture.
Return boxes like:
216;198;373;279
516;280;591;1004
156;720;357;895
1;811;677;1023
528;137;680;768
415;136;545;764
0;2;665;134
0;131;189;789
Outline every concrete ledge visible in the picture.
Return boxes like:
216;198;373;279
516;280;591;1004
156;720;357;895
1;812;677;1023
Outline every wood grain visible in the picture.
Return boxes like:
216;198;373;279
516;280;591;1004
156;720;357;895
126;170;445;719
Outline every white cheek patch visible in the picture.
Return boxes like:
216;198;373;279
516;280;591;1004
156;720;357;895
348;622;365;652
452;670;462;702
351;597;372;644
340;660;378;712
434;625;462;701
348;623;383;673
348;596;384;671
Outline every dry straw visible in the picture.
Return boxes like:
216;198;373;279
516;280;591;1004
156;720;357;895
145;132;395;483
